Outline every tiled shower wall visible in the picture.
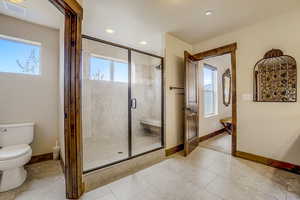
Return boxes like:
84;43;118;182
82;48;161;141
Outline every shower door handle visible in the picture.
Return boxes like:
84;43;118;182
131;98;137;109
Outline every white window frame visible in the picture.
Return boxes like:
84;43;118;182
89;53;129;83
0;34;42;76
203;64;218;118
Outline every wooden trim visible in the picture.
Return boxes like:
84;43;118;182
27;153;53;165
198;128;226;143
165;128;226;156
193;43;237;60
236;151;300;175
165;144;184;156
192;43;237;156
60;157;65;173
231;50;237;156
48;0;83;199
50;0;82;18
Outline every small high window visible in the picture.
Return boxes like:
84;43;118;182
0;34;41;75
203;64;218;117
89;55;128;83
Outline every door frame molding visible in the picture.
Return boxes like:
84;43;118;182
48;0;84;199
193;43;238;155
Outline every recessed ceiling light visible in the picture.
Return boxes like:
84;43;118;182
8;0;24;4
105;29;115;34
139;41;147;45
205;10;213;16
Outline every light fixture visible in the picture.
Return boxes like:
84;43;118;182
8;0;24;4
105;29;115;34
139;41;147;45
205;10;213;16
4;0;26;16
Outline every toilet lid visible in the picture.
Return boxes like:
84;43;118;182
0;144;31;161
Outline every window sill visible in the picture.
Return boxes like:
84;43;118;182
204;113;218;119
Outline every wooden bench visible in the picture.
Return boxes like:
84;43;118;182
220;117;232;135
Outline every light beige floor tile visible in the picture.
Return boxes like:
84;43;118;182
143;173;199;200
236;171;287;200
287;192;300;200
266;168;300;194
178;166;218;188
81;185;112;200
108;174;153;200
177;188;224;200
206;176;279;200
95;193;118;200
199;133;231;154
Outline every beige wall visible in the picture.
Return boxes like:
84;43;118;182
198;54;232;137
193;9;300;165
164;33;192;149
0;14;59;156
58;15;65;162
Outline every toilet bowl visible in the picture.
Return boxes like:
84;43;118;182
140;119;161;134
0;123;34;192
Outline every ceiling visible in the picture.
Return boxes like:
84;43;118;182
0;0;61;29
1;0;300;55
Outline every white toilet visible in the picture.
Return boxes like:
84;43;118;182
0;123;34;192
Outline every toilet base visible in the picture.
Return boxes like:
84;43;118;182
0;167;27;192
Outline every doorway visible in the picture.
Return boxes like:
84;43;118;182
198;53;233;154
183;43;237;156
48;0;83;199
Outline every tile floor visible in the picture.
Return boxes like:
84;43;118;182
199;132;232;154
0;160;65;200
1;147;300;200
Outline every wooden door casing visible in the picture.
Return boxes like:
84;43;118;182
48;0;84;199
192;43;237;156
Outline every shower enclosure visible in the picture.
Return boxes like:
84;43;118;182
81;36;164;172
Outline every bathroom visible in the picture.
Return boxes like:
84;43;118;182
0;5;62;194
0;8;164;195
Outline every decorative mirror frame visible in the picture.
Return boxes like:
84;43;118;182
253;49;297;102
222;68;231;107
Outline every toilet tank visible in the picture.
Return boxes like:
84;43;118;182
0;123;34;147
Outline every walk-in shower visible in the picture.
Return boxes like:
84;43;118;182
81;36;164;172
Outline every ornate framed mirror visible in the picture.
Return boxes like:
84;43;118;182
253;49;297;102
222;68;231;107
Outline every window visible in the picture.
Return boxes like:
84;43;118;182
89;55;128;82
0;34;41;75
203;64;218;117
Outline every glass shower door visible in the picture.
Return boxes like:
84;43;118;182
131;51;163;155
82;38;129;172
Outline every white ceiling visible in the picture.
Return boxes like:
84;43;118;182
1;0;300;55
